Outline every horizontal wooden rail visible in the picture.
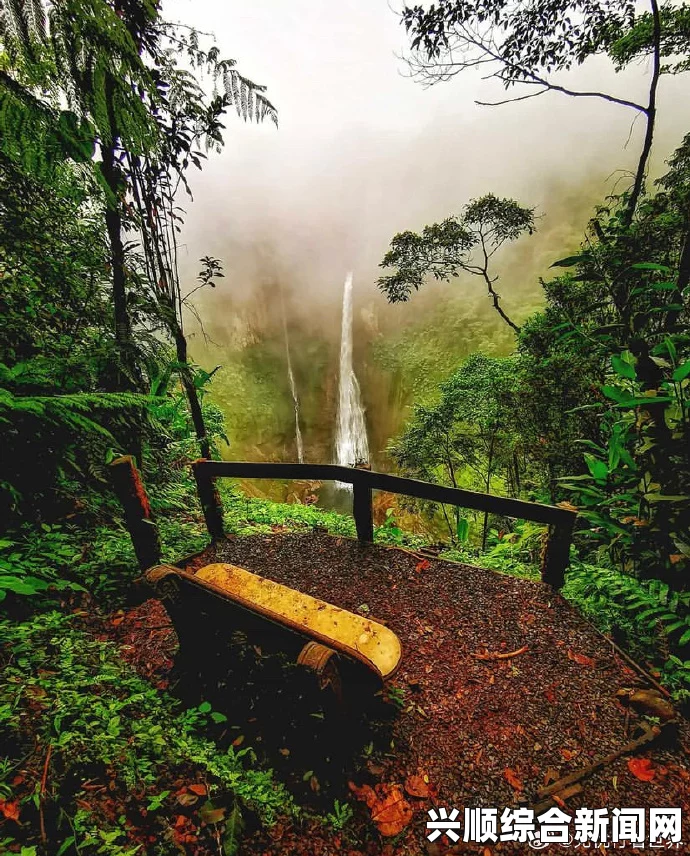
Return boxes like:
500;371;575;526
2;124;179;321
191;460;577;589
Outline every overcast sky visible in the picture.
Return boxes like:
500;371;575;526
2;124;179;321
164;0;690;321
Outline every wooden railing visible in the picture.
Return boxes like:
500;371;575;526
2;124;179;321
191;460;577;589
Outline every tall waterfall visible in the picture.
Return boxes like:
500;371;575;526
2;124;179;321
335;272;369;477
281;289;304;463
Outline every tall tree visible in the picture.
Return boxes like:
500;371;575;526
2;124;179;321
378;194;534;332
398;0;690;221
2;0;277;454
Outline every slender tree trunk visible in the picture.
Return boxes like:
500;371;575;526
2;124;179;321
482;431;496;552
101;74;139;392
513;451;521;494
481;271;520;333
624;0;661;224
173;321;211;459
676;226;690;295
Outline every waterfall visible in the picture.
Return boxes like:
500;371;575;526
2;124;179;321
335;272;369;481
281;290;304;463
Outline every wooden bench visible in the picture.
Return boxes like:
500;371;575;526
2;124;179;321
145;562;402;701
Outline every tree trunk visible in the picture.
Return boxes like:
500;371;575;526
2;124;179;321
482;431;496;552
624;0;661;224
174;323;211;459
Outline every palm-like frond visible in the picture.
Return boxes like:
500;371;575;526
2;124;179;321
221;66;277;127
1;0;46;46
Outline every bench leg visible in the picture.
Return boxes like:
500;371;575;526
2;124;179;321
297;642;342;703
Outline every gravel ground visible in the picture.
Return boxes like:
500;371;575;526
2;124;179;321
143;531;690;855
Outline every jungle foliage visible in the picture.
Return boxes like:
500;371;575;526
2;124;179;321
2;0;690;852
379;0;690;707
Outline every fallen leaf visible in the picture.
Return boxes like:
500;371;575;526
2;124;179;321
404;774;430;798
567;649;595;667
0;799;20;822
504;768;523;791
349;781;377;807
188;783;207;796
199;801;226;824
370;785;414;836
232;735;245;747
349;782;414;836
628;757;656;782
177;793;198;807
560;748;579;761
367;761;385;777
415;560;430;573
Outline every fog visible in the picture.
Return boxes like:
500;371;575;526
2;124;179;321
162;0;690;467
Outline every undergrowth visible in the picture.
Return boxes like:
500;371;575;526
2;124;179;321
4;468;690;854
0;611;293;855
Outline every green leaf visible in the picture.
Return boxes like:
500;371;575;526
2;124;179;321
223;803;245;856
551;254;587;268
56;838;76;856
584;453;608;482
601;385;632;403
611;355;636;380
456;517;469;542
672;360;690;383
198;701;212;713
630;262;671;272
644;494;688;502
679;630;690;646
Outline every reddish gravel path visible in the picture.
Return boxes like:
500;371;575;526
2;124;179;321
131;532;690;854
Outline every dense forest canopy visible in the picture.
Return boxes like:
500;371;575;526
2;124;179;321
1;1;690;854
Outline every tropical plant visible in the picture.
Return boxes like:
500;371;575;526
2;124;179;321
378;194;534;331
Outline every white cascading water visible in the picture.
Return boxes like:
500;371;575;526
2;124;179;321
281;290;304;463
335;272;369;483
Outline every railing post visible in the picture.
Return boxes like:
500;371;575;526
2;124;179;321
541;515;576;589
192;459;225;541
353;477;374;543
109;455;161;571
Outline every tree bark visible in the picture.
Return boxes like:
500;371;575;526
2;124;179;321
482;431;496;552
173;320;211;459
624;0;661;224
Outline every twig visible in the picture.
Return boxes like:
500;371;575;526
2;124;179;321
535;721;661;800
471;645;529;660
39;743;52;844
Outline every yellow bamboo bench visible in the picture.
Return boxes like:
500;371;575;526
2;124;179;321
145;562;402;699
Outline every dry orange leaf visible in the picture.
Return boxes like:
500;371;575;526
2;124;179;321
188;783;207;796
415;560;430;573
404;774;430;798
370;785;413;836
567;649;595;667
349;782;414;836
560;748;579;761
0;799;20;822
628;757;656;782
503;768;523;791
